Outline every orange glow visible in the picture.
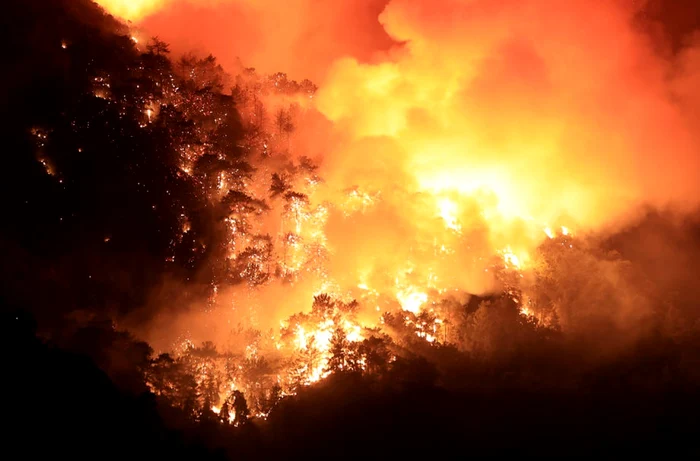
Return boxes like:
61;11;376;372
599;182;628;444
111;0;700;415
94;0;167;21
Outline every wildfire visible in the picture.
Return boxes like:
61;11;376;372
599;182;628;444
87;0;700;427
134;54;582;401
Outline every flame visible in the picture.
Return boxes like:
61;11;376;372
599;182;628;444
437;197;461;233
500;247;527;271
94;0;167;21
396;287;428;314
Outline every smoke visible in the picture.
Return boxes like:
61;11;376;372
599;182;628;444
305;0;700;295
322;0;699;213
96;0;397;82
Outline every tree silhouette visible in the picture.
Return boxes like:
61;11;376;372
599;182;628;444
178;53;226;93
269;172;292;198
358;336;391;375
231;390;250;426
312;293;335;316
219;397;232;425
327;326;349;373
147;36;170;56
234;235;274;285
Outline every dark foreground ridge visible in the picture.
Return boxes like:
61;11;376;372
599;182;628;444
5;307;700;459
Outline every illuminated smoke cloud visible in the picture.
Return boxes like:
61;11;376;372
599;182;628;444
313;0;700;284
96;0;396;82
95;0;172;20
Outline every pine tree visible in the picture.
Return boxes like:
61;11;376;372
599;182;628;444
327;326;348;373
232;390;250;426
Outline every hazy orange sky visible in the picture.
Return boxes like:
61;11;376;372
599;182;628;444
96;0;700;83
97;0;397;82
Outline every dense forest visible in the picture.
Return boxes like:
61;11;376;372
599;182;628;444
3;0;700;458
